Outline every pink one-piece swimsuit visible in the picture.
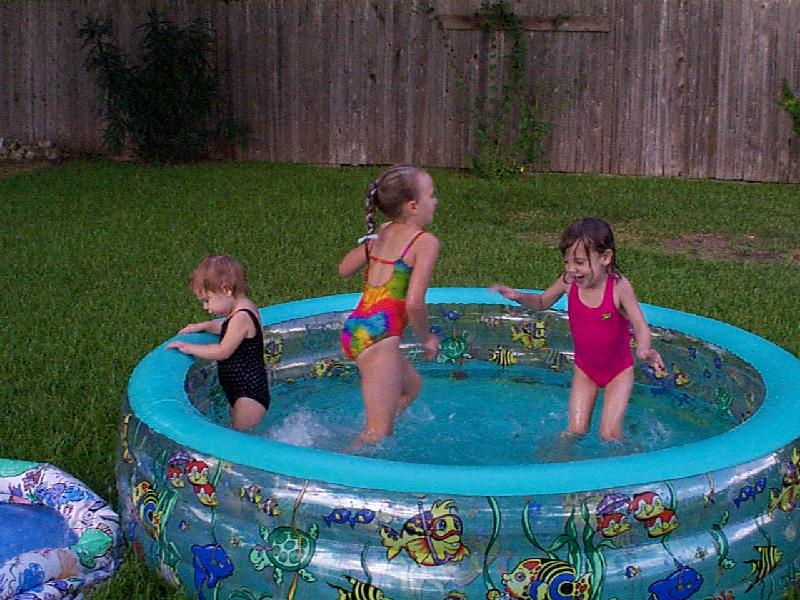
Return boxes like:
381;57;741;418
568;275;633;387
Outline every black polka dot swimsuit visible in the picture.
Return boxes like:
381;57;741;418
218;309;270;410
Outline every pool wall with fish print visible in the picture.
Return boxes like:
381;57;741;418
118;288;800;600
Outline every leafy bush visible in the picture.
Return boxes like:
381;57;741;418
78;10;248;162
780;80;800;138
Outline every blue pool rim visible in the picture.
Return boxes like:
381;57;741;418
128;287;800;496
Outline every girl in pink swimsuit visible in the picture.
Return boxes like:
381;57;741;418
339;165;441;446
492;218;664;441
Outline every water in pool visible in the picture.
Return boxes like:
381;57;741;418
203;362;736;465
0;503;78;563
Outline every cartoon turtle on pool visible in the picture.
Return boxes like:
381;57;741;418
249;522;319;586
436;332;472;364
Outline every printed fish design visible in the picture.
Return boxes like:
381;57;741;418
742;545;783;592
733;477;766;508
499;557;592;600
489;345;517;368
380;500;469;566
192;543;234;600
510;323;536;349
647;565;703;599
624;565;641;578
132;481;161;539
328;574;392;599
240;484;280;515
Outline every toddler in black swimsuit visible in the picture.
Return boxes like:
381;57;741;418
168;254;269;431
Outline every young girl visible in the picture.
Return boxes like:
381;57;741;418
492;217;664;441
339;165;441;446
168;254;269;431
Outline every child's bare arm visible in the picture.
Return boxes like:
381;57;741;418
168;312;250;360
405;234;441;358
491;278;567;311
618;278;664;369
178;320;222;335
338;244;369;277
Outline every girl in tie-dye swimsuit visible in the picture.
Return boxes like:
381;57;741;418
492;218;664;442
341;230;426;359
339;165;441;446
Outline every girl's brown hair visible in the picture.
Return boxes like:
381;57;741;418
559;217;622;278
364;164;425;235
189;254;250;297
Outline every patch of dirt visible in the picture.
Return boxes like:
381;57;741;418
663;233;799;265
521;227;799;265
0;160;52;177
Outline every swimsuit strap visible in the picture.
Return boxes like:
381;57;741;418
366;230;426;267
227;308;261;337
400;230;426;258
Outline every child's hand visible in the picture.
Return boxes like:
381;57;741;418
490;284;519;302
638;347;664;371
167;341;192;354
178;322;206;334
422;335;441;360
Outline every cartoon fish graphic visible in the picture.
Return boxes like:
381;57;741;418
499;557;592;600
742;544;783;592
380;500;469;566
313;358;353;377
191;543;234;600
328;574;392;599
624;565;641;578
733;478;766;508
324;507;353;527
643;508;679;538
348;508;376;528
263;336;283;365
533;319;548;349
132;481;162;539
673;364;690;386
489;345;517;368
596;512;631;538
510;323;535;350
647;565;703;599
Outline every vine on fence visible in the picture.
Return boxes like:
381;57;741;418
421;0;560;178
779;80;800;139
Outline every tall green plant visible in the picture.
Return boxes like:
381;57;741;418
779;80;800;138
78;10;248;162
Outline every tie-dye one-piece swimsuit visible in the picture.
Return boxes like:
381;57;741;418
341;231;426;360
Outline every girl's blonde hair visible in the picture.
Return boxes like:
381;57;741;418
189;254;250;297
364;164;425;235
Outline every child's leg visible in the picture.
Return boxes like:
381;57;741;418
396;353;422;417
355;338;403;444
597;366;634;441
566;366;599;436
230;397;267;431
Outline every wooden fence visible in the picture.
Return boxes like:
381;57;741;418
1;0;799;182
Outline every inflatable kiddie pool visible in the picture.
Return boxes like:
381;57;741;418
0;459;121;600
118;288;800;600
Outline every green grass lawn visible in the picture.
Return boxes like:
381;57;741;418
1;160;799;598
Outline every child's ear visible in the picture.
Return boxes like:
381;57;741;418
600;249;613;265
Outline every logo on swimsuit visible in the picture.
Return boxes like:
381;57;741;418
601;312;612;320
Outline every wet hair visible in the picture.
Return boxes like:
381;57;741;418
189;254;250;297
364;164;425;236
558;217;621;279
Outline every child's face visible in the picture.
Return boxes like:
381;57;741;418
563;240;612;288
408;172;437;226
196;288;235;317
